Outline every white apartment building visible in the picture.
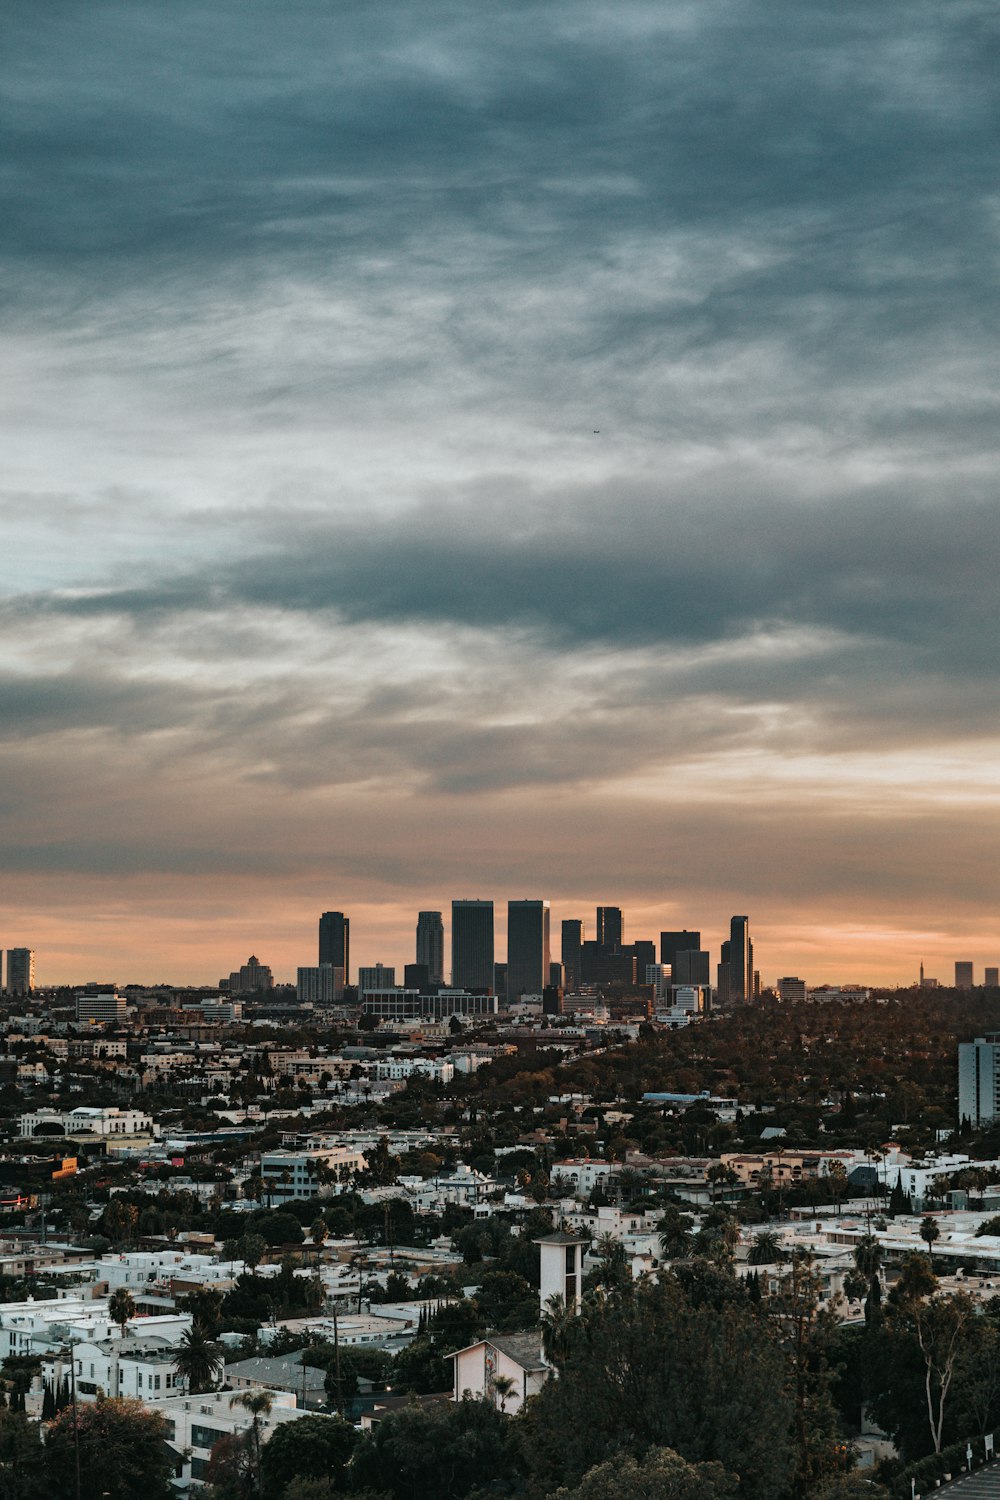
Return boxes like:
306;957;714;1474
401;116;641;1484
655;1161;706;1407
42;1335;187;1403
0;1297;189;1362
97;1250;242;1293
19;1106;154;1139
149;1387;312;1486
550;1160;614;1195
260;1146;366;1202
372;1057;455;1085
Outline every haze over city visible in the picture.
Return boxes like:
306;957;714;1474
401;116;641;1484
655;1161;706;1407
4;1;999;985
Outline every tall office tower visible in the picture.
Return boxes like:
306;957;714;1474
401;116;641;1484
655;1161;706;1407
5;949;34;996
717;939;731;1007
956;961;975;990
627;939;656;981
596;906;623;950
416;911;445;984
561;919;584;992
959;1035;1000;1126
728;916;752;1004
660;930;701;969
319;912;350;982
506;900;551;1002
549;961;563;989
674;949;711;985
987;968;1000;988
451;900;494;991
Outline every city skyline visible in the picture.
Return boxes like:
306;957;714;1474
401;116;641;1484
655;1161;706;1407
6;897;999;992
4;4;999;989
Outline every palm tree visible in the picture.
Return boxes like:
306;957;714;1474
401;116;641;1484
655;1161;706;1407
172;1323;224;1394
309;1218;328;1262
657;1207;694;1260
108;1287;136;1339
540;1293;579;1368
231;1387;274;1493
920;1216;940;1261
489;1373;516;1413
747;1230;785;1265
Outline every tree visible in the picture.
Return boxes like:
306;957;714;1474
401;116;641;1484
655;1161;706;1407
825;1161;849;1216
0;1407;46;1500
766;1251;846;1496
521;1272;794;1500
172;1323;224;1393
747;1230;785;1265
308;1218;328;1261
350;1394;521;1500
241;1233;268;1271
108;1287;137;1339
920;1216;940;1261
259;1414;357;1500
43;1395;175;1500
657;1207;694;1260
230;1387;274;1494
914;1293;974;1453
549;1447;738;1500
541;1293;583;1370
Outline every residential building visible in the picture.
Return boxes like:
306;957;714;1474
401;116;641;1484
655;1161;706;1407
988;968;1000;988
359;964;396;991
297;965;344;1004
260;1146;365;1201
451;1334;547;1415
416;911;445;984
506;900;551;1003
5;950;35;996
959;1036;1000;1128
451;901;494;992
147;1388;308;1486
19;1106;153;1140
319;911;350;981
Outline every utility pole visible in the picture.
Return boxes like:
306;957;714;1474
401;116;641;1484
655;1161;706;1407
332;1299;343;1415
68;1340;81;1500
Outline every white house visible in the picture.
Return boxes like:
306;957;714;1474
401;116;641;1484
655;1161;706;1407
147;1387;314;1486
450;1333;547;1415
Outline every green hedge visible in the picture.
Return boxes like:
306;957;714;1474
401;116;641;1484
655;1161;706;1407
891;1438;986;1496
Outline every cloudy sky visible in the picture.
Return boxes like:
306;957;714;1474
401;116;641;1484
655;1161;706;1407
3;0;999;987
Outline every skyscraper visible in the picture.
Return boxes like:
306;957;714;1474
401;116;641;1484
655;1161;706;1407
956;961;974;990
506;900;551;1002
5;949;34;997
451;900;494;992
561;919;584;992
416;911;445;984
728;916;752;1004
596;906;623;950
660;930;701;968
319;912;350;982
